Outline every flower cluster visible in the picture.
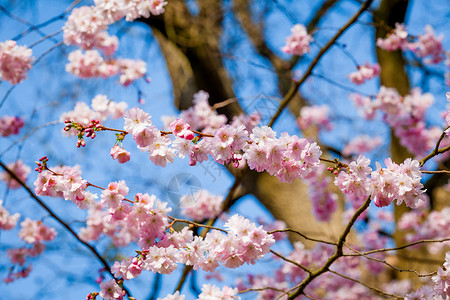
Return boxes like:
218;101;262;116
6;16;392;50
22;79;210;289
409;25;444;64
107;213;274;281
94;0;167;23
66;50;147;85
4;218;56;283
110;145;131;164
63;6;117;55
399;207;450;254
169;118;194;140
177;91;227;132
0;160;31;189
19;218;56;244
0;115;25;137
335;155;427;208
376;23;409;51
63;0;167;86
237;241;377;299
431;252;450;298
0;200;20;231
60;94;127;136
180;190;223;220
347;63;380;85
158;284;239;300
342;135;382;157
297;105;331;131
34;165;92;209
99;279;124;300
281;24;313;56
377;23;444;64
121;91;322;183
304;165;338;222
0;40;33;85
352;87;442;156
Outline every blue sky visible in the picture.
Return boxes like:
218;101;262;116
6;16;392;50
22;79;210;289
0;0;449;299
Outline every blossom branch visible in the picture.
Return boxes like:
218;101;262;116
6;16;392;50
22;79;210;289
270;249;311;274
0;159;132;297
343;242;437;278
288;196;371;299
173;174;245;292
419;127;450;167
328;269;402;299
344;237;450;256
166;216;227;233
268;0;374;127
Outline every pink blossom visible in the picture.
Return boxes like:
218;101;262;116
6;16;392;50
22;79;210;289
157;291;185;300
198;284;240;300
144;245;179;274
63;6;108;47
350;93;376;120
110;145;131;163
7;248;29;266
0;200;20;230
118;58;146;86
180;190;223;220
19;218;56;244
178;91;227;132
0;40;33;84
376;23;408;51
0;115;24;136
431;265;450;298
307;166;338;222
282;24;313;56
123;107;152;135
348;63;380;85
0;160;31;189
297;105;331;131
342;135;382;156
112;257;142;280
101;180;129;209
409;25;444;64
66;49;118;78
169;118;194;140
99;279;124;300
147;135;175;167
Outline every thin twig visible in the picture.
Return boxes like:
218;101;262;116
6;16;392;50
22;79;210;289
287;196;372;299
419;127;450;167
270;249;311;273
268;228;336;246
268;0;374;127
167;217;227;233
344;238;450;256
328;269;402;299
343;243;437;278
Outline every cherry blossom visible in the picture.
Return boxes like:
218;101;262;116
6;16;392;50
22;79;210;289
376;23;408;51
110;145;131;163
297;105;331;131
0;200;20;231
0;40;33;85
282;24;313;56
348;63;380;85
0;115;25;137
180;190;223;220
99;279;124;300
0;160;31;189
